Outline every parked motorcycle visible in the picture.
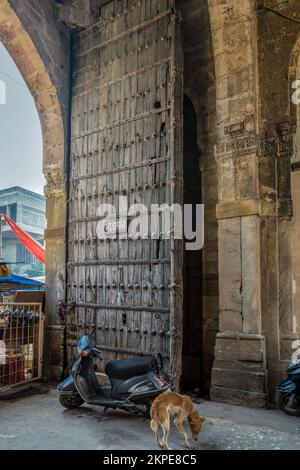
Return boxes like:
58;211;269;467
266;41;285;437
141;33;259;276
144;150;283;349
276;358;300;416
57;333;172;417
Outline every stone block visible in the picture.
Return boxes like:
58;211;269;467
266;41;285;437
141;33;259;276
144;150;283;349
214;335;265;362
219;310;242;332
211;367;266;393
241;216;261;334
218;218;242;318
210;385;267;408
236;154;258;200
217;199;260;219
219;157;236;202
278;218;293;334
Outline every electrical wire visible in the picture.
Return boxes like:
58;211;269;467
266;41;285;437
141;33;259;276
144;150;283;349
0;69;26;88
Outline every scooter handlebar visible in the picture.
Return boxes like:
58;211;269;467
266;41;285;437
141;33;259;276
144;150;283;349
92;347;103;360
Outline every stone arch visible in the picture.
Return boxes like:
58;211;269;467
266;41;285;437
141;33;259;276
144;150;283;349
0;0;68;379
0;0;65;178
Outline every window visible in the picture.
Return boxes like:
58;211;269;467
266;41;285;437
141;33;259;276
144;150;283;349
16;244;33;265
0;206;7;216
8;203;17;221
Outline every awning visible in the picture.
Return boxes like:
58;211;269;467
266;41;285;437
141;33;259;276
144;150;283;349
0;275;45;294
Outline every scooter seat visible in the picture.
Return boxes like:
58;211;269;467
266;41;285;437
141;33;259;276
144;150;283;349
105;355;157;380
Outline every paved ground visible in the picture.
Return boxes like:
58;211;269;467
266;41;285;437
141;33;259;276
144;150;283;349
0;384;299;450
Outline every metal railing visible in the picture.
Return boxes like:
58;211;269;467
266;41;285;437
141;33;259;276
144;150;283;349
0;303;44;393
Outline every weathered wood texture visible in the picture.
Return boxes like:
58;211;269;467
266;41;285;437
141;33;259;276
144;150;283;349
67;0;183;379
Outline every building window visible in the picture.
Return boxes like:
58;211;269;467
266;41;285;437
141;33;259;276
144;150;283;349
16;244;34;265
0;206;7;216
8;203;17;221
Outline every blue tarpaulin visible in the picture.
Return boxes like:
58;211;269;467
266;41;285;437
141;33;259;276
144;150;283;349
0;275;45;294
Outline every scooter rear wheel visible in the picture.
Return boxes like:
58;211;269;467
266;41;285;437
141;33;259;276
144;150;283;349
277;392;300;416
59;393;84;410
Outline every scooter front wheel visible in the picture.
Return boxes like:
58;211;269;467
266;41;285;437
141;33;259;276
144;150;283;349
276;392;300;416
59;393;84;410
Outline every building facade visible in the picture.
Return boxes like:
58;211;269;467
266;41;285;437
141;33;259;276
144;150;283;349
0;0;300;407
0;187;46;276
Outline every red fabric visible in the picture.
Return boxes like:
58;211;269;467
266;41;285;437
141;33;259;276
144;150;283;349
2;215;45;264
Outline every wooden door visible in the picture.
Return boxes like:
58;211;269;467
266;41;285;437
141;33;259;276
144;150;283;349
67;0;183;381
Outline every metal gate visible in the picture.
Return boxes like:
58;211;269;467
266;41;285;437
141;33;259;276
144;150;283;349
67;0;183;380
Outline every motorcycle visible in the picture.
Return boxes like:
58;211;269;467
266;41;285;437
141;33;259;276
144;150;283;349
275;358;300;416
57;333;173;417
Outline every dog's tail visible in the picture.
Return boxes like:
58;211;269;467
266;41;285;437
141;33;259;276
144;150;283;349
150;401;158;433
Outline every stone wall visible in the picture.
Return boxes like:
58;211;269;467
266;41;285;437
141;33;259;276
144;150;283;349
257;0;300;399
209;0;300;406
0;0;71;379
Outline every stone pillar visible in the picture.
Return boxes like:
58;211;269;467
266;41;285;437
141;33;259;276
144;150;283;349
207;0;267;407
43;172;67;380
210;136;267;407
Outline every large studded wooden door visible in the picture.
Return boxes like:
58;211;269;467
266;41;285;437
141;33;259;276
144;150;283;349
67;0;183;380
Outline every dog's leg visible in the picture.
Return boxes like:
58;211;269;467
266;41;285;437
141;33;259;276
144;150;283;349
151;418;164;449
174;418;191;449
161;419;172;451
155;423;164;449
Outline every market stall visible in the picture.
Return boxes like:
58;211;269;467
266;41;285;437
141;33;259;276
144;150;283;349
0;302;44;392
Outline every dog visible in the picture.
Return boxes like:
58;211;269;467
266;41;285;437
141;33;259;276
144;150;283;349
150;390;205;450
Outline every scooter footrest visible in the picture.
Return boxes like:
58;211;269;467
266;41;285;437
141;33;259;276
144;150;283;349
89;397;134;407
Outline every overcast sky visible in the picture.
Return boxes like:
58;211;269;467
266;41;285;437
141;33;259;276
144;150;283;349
0;42;44;195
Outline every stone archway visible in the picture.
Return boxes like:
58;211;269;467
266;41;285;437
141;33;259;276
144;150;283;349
0;0;68;379
181;0;218;396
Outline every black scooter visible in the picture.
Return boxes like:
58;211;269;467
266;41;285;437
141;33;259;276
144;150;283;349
276;358;300;416
57;333;172;417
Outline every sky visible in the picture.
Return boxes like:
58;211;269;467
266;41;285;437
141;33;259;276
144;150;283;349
0;42;44;195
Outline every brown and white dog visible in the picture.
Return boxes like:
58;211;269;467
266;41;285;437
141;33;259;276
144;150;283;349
150;390;205;450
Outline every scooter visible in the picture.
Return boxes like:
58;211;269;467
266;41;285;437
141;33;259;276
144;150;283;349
275;358;300;416
57;333;173;417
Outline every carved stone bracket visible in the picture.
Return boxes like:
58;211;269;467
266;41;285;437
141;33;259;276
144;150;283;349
259;137;277;158
277;120;296;159
215;135;259;159
44;172;67;198
56;0;98;28
215;124;296;161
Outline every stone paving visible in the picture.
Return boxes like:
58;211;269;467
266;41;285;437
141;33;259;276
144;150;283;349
0;385;299;450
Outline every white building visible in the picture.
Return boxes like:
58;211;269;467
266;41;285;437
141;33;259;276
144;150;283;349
0;187;46;276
